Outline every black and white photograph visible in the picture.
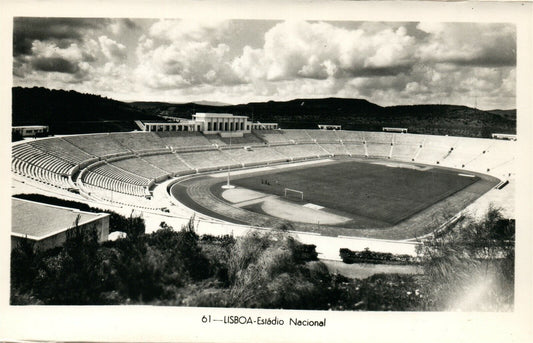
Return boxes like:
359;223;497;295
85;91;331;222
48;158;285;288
1;1;532;342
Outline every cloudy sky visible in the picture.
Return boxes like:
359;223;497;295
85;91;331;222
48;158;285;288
13;18;516;109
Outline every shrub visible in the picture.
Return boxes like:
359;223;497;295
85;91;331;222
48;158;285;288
339;247;415;265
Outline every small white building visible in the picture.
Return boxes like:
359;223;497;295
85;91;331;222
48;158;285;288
492;133;517;141
383;127;408;133
318;124;341;130
12;125;49;137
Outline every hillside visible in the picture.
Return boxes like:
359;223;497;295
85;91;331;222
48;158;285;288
487;109;516;121
378;105;516;137
13;87;516;137
12;87;160;134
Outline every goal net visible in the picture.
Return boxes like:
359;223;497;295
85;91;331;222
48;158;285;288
284;188;304;201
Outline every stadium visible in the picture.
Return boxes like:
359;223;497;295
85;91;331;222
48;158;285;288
11;113;516;259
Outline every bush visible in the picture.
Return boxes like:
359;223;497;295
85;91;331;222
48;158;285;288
339;247;416;265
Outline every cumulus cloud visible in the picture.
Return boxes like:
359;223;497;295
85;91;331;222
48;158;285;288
13;17;105;83
417;22;516;67
31;40;85;61
14;36;98;82
227;21;515;108
13;17;107;56
12;18;516;110
135;19;241;89
148;18;230;43
109;18;140;36
31;57;79;74
232;21;416;82
98;35;127;61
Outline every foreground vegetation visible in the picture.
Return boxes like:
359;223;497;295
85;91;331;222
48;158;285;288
11;207;514;311
416;206;515;311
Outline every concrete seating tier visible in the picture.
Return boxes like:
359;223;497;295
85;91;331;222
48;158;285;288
414;136;458;164
36;154;72;175
64;134;130;156
317;143;348;156
465;140;515;175
109;132;167;151
221;147;287;165
110;157;169;179
273;144;326;159
204;135;227;147
91;163;151;186
415;147;450;165
335;130;364;142
177;150;231;170
343;143;366;156
12;158;70;188
305;130;340;143
366;143;392;158
252;130;291;144
156;131;212;148
12;144;48;161
485;159;514;179
393;133;425;145
364;131;394;144
12;143;75;187
219;133;266;146
281;130;314;143
421;134;458;148
141;153;193;174
391;144;419;161
83;183;154;206
84;171;147;197
439;137;492;169
29;138;93;164
391;134;425;161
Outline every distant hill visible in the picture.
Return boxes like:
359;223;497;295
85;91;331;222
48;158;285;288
194;100;232;106
130;100;230;109
12;87;516;138
377;104;516;137
128;101;178;110
12;87;160;134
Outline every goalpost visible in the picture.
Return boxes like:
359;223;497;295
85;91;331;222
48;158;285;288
284;188;304;201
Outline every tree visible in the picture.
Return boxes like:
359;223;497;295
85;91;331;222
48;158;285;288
125;211;145;238
32;220;106;304
10;237;38;301
416;205;514;311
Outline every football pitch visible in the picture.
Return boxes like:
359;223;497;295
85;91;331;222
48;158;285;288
230;160;481;226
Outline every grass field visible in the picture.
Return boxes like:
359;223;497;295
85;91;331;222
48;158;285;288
231;160;480;226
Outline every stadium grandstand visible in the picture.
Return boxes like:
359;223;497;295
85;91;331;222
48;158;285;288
11;110;516;244
12;129;515;204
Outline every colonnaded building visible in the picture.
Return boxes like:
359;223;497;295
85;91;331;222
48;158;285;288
135;112;278;137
